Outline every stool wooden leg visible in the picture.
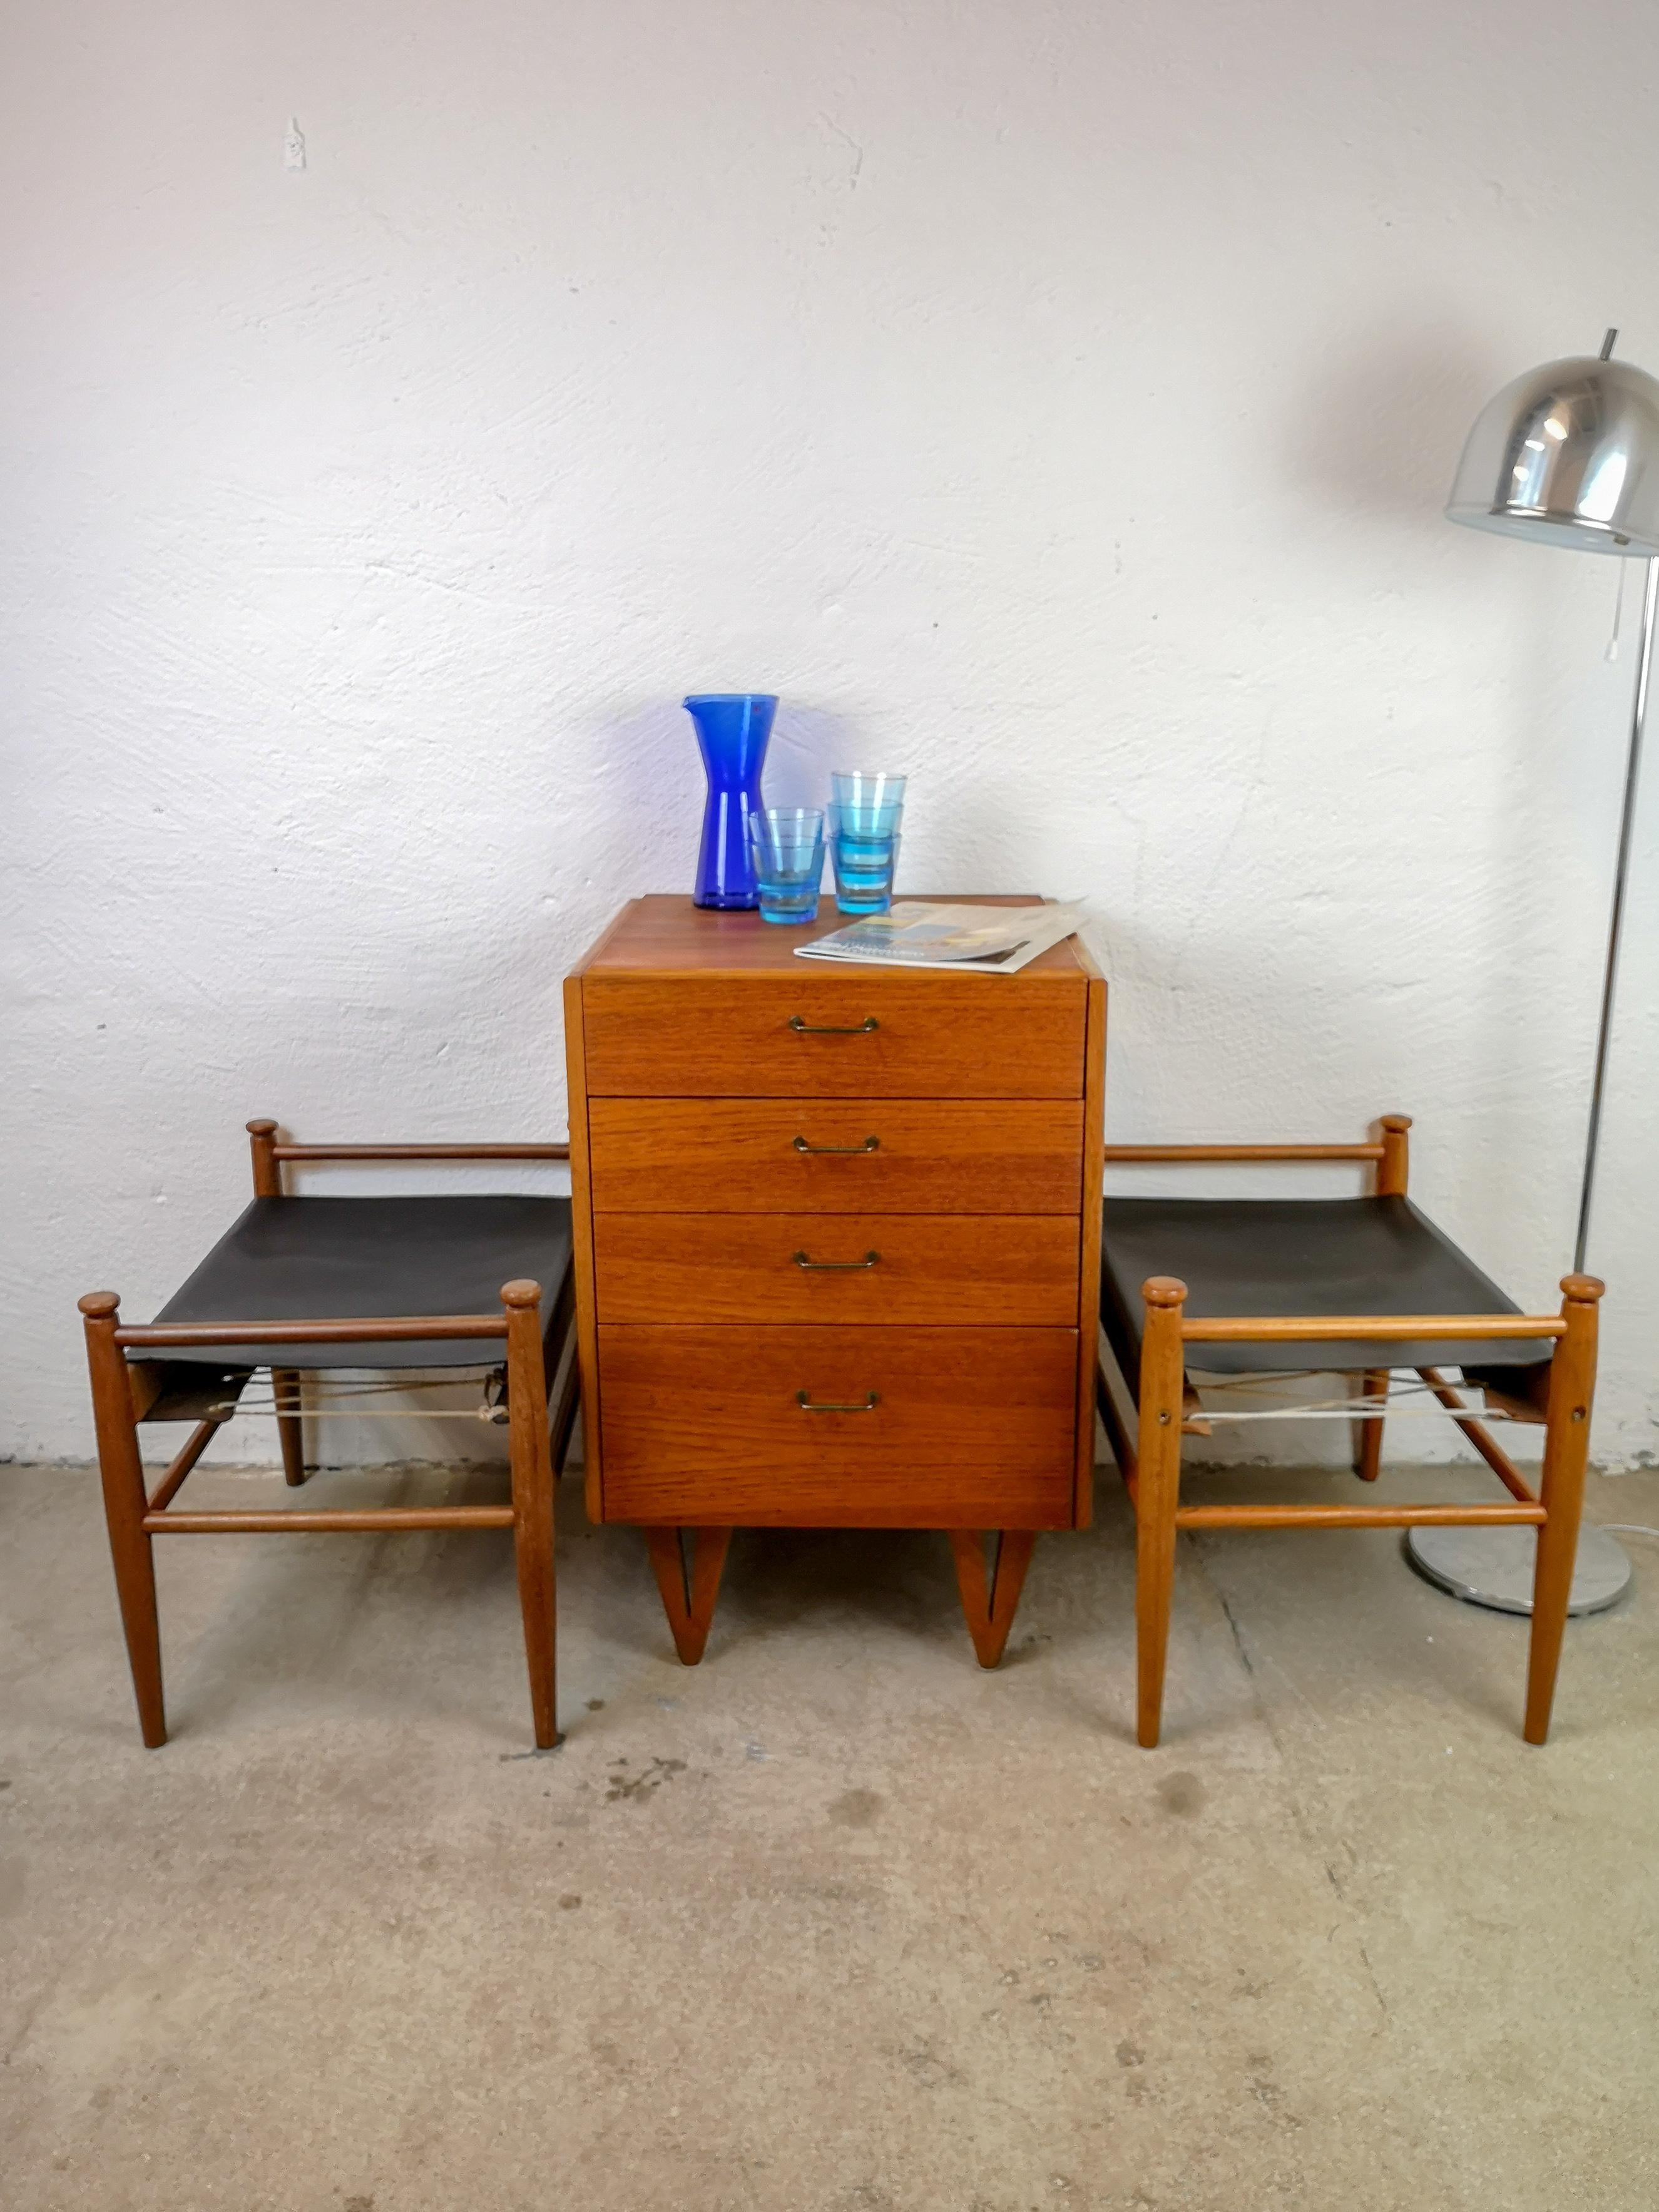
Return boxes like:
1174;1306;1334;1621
251;1124;308;1488
644;1527;732;1664
80;1293;167;1747
1362;1117;1409;1488
503;1282;559;1749
1524;1276;1603;1745
949;1531;1036;1667
1136;1279;1188;1749
272;1370;307;1486
1353;1370;1387;1481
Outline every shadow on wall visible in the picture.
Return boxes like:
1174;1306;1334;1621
558;694;1098;904
1096;900;1417;1145
1275;316;1622;1258
1093;866;1586;1295
762;702;863;808
561;697;869;870
1286;319;1513;533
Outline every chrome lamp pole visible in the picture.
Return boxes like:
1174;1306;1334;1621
1576;549;1658;1274
1407;330;1659;1616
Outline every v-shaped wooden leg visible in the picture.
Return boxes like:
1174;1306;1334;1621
643;1526;733;1665
948;1530;1036;1669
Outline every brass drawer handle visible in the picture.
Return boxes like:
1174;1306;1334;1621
787;1015;879;1035
796;1390;880;1413
793;1134;881;1155
792;1249;881;1271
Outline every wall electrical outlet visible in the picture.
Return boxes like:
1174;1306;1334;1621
283;118;306;172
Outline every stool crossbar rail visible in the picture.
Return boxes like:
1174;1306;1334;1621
113;1314;555;1523
1098;1315;1557;1510
271;1142;571;1163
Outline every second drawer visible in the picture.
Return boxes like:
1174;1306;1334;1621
586;1098;1085;1214
593;1212;1081;1324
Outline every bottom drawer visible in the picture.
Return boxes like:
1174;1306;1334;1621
597;1324;1078;1528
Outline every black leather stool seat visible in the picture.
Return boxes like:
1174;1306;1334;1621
1101;1194;1553;1381
136;1195;574;1370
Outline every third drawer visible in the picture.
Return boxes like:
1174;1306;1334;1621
593;1212;1081;1324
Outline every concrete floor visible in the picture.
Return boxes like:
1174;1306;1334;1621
2;1457;1657;2211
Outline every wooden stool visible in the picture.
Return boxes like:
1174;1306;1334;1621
1096;1117;1603;1747
80;1120;579;1748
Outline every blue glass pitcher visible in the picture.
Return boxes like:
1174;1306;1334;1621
684;694;776;909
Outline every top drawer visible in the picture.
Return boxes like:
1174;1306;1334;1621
580;974;1086;1098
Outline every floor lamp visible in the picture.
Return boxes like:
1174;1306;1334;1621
1409;329;1659;1614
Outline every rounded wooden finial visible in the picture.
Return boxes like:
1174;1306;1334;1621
1381;1114;1413;1132
79;1291;121;1317
1561;1273;1606;1303
246;1118;278;1136
499;1279;543;1309
1141;1276;1188;1308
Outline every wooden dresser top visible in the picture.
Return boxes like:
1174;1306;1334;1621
573;894;1095;983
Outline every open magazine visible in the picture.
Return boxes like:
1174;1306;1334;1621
794;901;1086;976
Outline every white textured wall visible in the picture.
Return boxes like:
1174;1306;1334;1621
3;0;1656;1469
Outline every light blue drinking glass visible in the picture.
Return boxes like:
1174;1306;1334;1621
829;805;902;914
748;807;826;924
829;770;906;837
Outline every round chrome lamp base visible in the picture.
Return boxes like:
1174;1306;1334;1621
1405;1523;1632;1617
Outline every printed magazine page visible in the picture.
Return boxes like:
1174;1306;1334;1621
794;901;1086;975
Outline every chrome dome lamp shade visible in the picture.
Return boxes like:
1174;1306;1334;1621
1414;331;1658;1619
1446;334;1659;556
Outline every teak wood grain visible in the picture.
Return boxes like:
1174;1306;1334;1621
577;891;1084;976
605;1461;1075;1529
564;971;605;1519
597;1324;1078;1527
591;1212;1080;1325
581;975;1085;1098
586;1098;1085;1216
949;1530;1038;1667
1073;938;1107;1525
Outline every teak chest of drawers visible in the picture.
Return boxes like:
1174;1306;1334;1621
564;894;1106;1665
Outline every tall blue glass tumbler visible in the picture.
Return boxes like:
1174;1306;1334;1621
685;693;777;909
829;807;902;914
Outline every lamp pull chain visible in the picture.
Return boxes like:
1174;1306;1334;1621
1606;560;1628;662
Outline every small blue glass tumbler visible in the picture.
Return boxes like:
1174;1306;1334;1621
685;694;777;909
748;807;825;924
829;774;906;914
829;807;902;915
